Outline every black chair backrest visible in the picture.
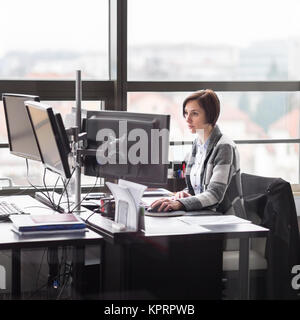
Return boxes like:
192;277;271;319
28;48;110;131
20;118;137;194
241;172;300;299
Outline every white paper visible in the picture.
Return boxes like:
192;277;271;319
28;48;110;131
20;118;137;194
144;216;211;236
106;181;140;230
178;215;251;226
118;179;147;209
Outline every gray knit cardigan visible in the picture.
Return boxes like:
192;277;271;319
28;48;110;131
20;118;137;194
178;125;246;218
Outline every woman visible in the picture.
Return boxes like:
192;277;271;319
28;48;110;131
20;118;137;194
151;89;246;218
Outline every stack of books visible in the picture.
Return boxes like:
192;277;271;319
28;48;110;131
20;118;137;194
10;213;86;236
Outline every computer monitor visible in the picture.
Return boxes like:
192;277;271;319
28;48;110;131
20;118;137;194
25;101;72;179
83;110;170;186
2;93;41;161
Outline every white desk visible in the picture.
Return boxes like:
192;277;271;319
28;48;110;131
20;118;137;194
0;195;103;299
83;209;268;300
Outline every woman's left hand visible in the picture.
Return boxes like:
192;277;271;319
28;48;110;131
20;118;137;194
150;198;184;212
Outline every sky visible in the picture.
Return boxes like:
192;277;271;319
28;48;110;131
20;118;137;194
0;0;108;55
1;0;300;56
128;0;300;47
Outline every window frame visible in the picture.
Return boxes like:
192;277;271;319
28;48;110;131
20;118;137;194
0;0;299;192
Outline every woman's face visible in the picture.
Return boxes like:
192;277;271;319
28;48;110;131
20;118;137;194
184;100;208;134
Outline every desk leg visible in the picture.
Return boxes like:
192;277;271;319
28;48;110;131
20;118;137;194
239;237;250;300
11;249;21;300
101;242;129;299
72;245;85;300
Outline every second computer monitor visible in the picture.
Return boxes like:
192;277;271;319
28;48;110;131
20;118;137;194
83;110;170;186
25;101;71;179
2;93;41;161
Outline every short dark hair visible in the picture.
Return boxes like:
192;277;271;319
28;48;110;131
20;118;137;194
182;89;220;126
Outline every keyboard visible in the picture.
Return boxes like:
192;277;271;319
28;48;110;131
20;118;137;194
0;201;25;221
145;210;185;217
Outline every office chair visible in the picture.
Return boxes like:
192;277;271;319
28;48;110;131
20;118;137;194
222;173;300;300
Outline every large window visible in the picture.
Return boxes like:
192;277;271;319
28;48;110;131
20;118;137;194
0;0;109;188
128;91;300;140
128;91;300;183
0;0;300;188
0;0;109;80
128;0;300;81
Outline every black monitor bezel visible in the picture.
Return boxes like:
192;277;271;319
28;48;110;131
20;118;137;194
25;101;72;179
2;93;41;161
83;110;170;186
54;112;71;155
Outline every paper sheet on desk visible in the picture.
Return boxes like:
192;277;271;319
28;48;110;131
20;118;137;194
106;180;147;230
178;215;251;226
118;179;147;209
144;216;210;236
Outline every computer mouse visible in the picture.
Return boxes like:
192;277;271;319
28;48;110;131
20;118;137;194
147;206;159;213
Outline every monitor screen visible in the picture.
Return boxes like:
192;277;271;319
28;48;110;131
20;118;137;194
2;93;41;161
83;110;170;186
25;101;72;179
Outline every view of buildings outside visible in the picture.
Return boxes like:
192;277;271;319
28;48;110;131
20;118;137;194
0;0;299;185
127;91;299;183
127;0;300;184
0;0;109;80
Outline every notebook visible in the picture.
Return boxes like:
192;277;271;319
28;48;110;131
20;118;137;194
10;213;86;234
